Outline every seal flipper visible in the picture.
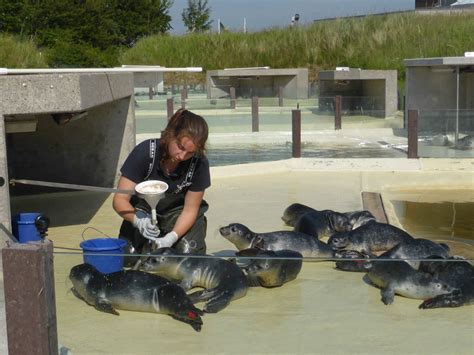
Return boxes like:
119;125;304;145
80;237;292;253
94;297;119;315
419;290;467;309
170;307;204;332
381;285;396;305
71;287;86;301
203;290;233;313
188;288;218;303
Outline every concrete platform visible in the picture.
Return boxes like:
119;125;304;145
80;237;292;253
2;158;473;354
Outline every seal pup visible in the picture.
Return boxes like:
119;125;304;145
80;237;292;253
142;248;248;313
327;221;414;256
379;238;450;269
343;210;376;229
293;210;352;240
418;257;474;309
363;260;454;305
219;223;335;260
235;248;303;287
69;263;204;331
334;250;371;272
281;203;316;226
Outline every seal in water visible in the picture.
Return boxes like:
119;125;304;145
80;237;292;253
69;263;204;331
142;248;248;313
418;257;474;309
219;223;334;260
363;260;454;305
379;238;450;269
327;221;414;256
334;250;371;272
235;248;303;287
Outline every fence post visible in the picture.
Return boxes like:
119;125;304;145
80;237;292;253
167;98;174;120
292;109;301;158
407;109;418;159
181;88;187;109
278;86;284;107
2;240;58;355
230;87;236;109
148;87;154;100
252;96;259;132
334;95;342;130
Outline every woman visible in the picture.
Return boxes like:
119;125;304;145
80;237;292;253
113;109;210;263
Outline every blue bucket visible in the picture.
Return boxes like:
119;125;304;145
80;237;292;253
79;238;128;274
12;213;42;243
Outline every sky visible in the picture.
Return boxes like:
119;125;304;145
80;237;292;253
169;0;414;34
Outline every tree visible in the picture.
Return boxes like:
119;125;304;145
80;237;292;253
182;0;212;33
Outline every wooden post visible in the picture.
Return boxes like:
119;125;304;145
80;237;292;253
292;109;301;158
252;96;259;132
334;95;342;130
278;86;284;107
230;87;236;109
2;240;58;355
407;109;418;159
361;192;388;223
148;87;154;100
167;98;174;120
180;88;187;109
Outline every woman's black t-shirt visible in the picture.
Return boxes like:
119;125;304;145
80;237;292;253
120;138;211;213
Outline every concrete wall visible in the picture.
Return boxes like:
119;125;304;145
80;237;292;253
0;73;136;243
206;68;309;99
318;69;398;118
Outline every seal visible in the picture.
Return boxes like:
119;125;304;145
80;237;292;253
418;257;474;309
281;203;316;227
142;248;248;313
293;210;352;239
219;223;334;260
69;263;204;331
343;210;376;229
235;248;303;287
334;250;371;272
379;238;450;269
327;221;414;256
363;260;454;305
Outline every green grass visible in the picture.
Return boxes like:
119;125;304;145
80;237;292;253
120;11;474;84
0;34;48;68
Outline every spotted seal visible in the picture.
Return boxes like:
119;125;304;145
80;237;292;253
334;250;371;272
219;223;334;260
142;248;248;313
235;248;303;287
379;238;450;269
281;203;316;226
418;257;474;309
69;263;203;331
327;221;414;256
363;260;454;305
343;210;376;229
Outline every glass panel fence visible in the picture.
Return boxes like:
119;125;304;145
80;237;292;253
417;109;474;158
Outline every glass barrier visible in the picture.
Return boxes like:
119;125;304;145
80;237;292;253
134;93;406;164
417;109;474;158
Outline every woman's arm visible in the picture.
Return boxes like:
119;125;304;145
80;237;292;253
172;190;205;238
112;176;137;223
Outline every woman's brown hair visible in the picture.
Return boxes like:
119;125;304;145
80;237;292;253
159;109;209;161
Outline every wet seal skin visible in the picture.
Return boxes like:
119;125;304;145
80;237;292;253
363;260;454;305
334;250;371;272
327;221;414;257
219;222;334;260
418;256;474;309
69;263;204;332
236;248;303;287
142;248;248;313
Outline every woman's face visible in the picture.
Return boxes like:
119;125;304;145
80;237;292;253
168;136;197;162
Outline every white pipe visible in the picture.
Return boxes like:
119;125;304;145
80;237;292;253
0;67;202;75
455;65;460;146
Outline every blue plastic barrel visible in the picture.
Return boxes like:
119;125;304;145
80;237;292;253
12;213;42;243
79;238;128;274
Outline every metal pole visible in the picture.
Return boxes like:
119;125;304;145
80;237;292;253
407;109;418;159
181;88;187;109
278;86;284;107
230;87;236;109
252;96;259;132
455;66;460;146
335;95;342;130
148;87;154;100
167;98;174;120
292;109;301;158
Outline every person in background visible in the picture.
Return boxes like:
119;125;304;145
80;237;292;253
113;109;210;265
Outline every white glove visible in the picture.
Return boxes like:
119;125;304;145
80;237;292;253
155;231;179;249
133;213;160;241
